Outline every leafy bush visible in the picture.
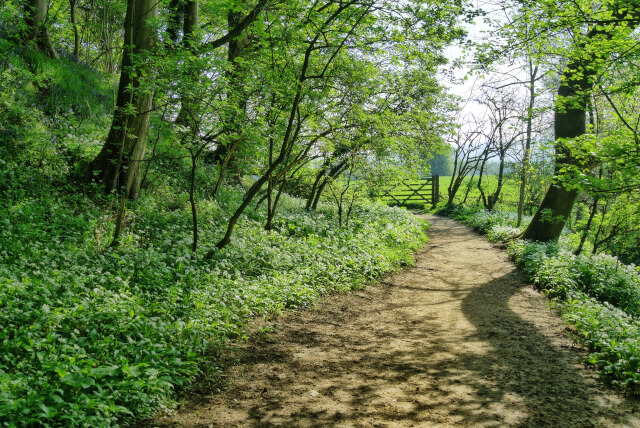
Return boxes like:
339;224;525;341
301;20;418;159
508;242;640;317
486;225;521;243
561;296;640;390
434;203;527;241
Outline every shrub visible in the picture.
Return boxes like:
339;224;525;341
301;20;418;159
508;241;640;317
561;296;640;391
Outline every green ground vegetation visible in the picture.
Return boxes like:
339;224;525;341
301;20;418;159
380;175;529;210
438;174;547;213
0;47;429;426
1;174;427;426
6;0;640;422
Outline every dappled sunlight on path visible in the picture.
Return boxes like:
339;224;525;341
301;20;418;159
150;215;640;427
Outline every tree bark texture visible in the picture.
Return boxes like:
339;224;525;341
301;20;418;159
520;59;588;241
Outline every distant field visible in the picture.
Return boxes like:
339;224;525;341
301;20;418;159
438;176;523;211
380;178;438;207
377;175;542;212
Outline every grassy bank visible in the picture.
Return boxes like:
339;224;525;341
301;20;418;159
437;175;548;213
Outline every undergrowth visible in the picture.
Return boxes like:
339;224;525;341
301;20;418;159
0;47;429;427
0;166;427;426
436;202;640;392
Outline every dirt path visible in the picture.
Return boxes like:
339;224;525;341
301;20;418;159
151;215;640;427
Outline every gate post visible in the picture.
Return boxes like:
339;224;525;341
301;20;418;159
432;175;439;204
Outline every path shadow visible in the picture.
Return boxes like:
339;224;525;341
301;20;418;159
458;272;635;427
222;280;638;427
149;216;640;427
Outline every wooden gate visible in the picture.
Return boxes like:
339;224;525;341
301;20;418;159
380;176;440;206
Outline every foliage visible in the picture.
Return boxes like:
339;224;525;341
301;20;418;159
560;297;640;390
426;148;454;176
437;174;550;213
434;203;527;239
0;162;427;425
505;0;640;241
0;48;112;178
508;242;640;318
572;192;640;266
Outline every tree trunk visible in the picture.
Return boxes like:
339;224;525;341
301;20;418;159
265;177;287;231
69;0;80;58
183;1;199;48
86;0;158;199
447;150;460;205
517;63;538;227
307;156;347;210
488;151;506;211
520;63;587;241
306;165;328;210
311;159;347;210
592;199;610;255
521;12;640;241
209;8;249;165
462;167;478;205
23;0;59;59
174;0;200;126
575;196;598;256
312;178;328;210
476;149;489;209
167;0;182;46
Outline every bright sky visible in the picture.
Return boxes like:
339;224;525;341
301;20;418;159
440;2;533;131
441;5;497;122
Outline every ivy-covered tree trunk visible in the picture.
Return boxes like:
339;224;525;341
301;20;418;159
23;0;58;59
86;0;157;199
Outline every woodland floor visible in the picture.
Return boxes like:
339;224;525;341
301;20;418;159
148;215;640;427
